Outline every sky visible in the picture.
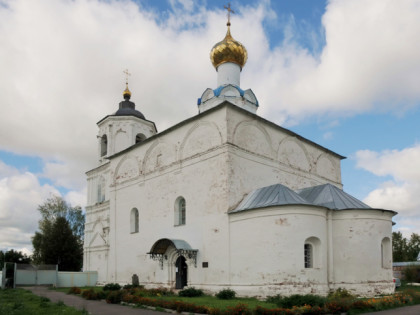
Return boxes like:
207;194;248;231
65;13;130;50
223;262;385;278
0;0;419;255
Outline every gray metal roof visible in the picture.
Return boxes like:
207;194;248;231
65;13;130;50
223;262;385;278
232;183;311;212
148;238;194;254
296;183;371;210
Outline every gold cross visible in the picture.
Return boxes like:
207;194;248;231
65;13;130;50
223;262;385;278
123;69;131;86
224;3;234;26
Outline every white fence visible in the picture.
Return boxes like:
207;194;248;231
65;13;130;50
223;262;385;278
1;263;97;288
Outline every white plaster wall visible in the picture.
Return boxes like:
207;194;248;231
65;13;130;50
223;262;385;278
217;62;240;86
332;209;395;295
97;116;156;160
229;206;329;297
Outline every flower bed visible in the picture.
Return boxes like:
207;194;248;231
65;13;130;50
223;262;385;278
67;286;418;314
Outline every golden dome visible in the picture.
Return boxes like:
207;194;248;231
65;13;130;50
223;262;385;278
123;83;131;99
210;24;247;70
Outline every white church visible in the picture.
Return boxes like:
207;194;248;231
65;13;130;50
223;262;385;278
83;14;396;297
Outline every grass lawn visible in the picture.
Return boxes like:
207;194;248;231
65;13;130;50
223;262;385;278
0;288;87;315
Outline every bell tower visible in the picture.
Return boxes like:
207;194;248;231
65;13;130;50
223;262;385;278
96;70;157;163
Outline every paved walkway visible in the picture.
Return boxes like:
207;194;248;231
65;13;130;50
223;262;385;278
26;286;167;315
361;304;420;314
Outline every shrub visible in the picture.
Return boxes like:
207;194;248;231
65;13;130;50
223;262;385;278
106;290;123;304
215;288;236;300
178;287;204;297
266;294;326;308
123;284;143;290
104;283;121;291
225;303;251;315
404;265;420;282
81;288;105;300
103;283;121;291
325;298;353;314
68;286;81;295
328;287;355;300
146;287;174;296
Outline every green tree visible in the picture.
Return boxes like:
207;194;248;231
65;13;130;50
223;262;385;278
32;196;85;271
393;231;409;262
392;231;420;262
0;249;31;268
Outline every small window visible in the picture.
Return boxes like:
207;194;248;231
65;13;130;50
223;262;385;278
304;237;321;269
97;176;105;203
304;244;313;268
136;133;146;144
100;135;108;157
130;208;139;233
175;197;186;226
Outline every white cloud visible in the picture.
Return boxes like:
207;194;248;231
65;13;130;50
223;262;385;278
0;0;420;249
0;164;85;254
355;144;420;233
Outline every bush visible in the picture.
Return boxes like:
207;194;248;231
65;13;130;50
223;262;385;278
146;287;174;296
404;265;420;282
328;288;355;300
215;288;236;300
225;303;251;315
266;294;326;308
81;288;105;300
178;287;204;297
106;290;123;304
103;283;121;291
68;286;81;295
123;284;143;290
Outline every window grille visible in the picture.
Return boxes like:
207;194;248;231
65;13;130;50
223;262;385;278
304;243;313;268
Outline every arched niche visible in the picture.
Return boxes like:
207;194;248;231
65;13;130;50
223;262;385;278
278;137;311;171
114;155;139;184
180;122;222;160
232;120;273;158
142;141;177;174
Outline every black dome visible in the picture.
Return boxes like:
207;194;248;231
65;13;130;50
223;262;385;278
114;100;145;120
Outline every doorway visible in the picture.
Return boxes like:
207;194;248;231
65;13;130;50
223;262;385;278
175;256;187;289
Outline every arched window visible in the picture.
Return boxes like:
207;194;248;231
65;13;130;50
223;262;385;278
304;244;313;268
130;208;139;233
304;237;321;269
100;135;108;157
174;197;186;226
97;176;105;203
136;133;146;144
381;237;391;269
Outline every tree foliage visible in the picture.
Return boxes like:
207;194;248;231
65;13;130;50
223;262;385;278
0;249;31;268
392;231;420;262
32;196;85;271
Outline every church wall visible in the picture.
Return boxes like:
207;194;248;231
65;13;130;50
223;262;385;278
102;108;235;287
331;209;394;295
84;163;111;282
228;206;329;297
225;106;343;209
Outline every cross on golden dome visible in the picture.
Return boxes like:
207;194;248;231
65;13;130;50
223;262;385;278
224;3;234;26
209;3;247;70
123;68;132;99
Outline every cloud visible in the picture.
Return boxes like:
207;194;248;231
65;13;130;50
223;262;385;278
0;162;86;254
355;144;420;233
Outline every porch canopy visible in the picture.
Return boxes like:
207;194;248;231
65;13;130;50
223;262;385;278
147;238;198;268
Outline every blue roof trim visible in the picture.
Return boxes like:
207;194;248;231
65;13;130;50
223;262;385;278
213;85;245;97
